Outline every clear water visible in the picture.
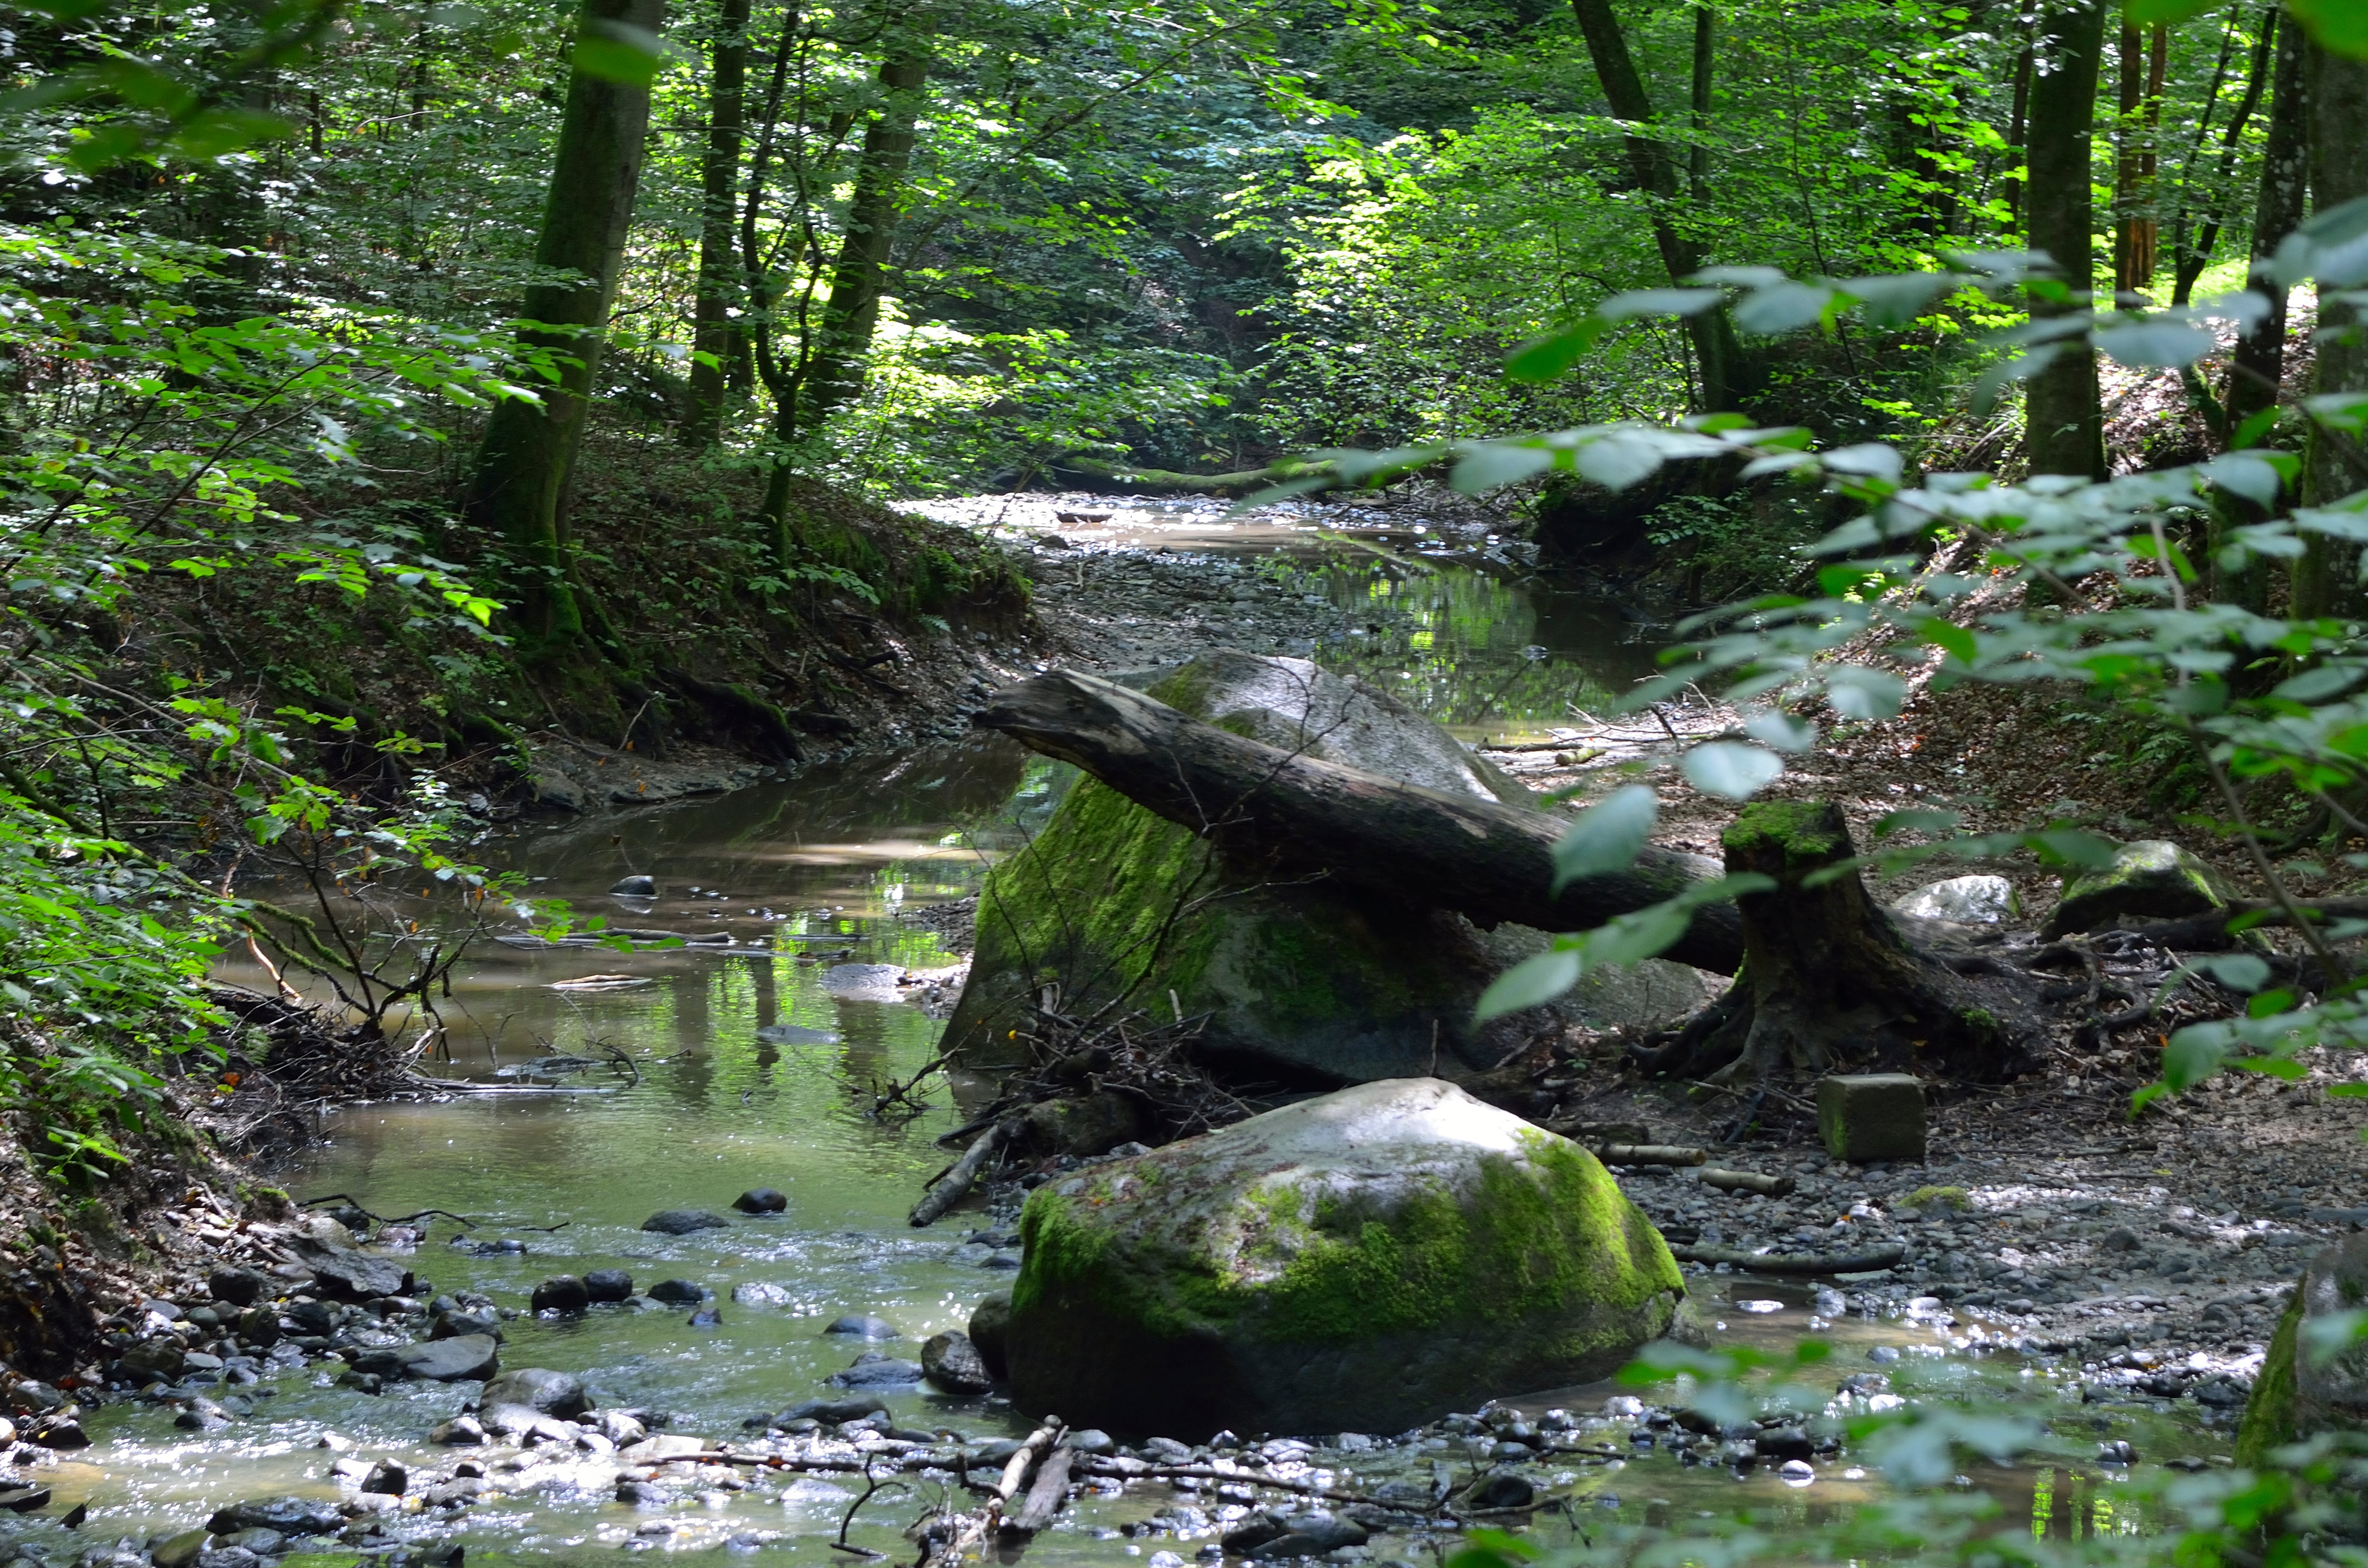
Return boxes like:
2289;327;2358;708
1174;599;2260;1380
34;542;2221;1565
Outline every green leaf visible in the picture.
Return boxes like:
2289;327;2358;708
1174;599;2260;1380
1551;785;1657;889
2122;0;2216;19
573;20;677;84
2290;0;2368;60
2195;953;2271;993
1505;321;1607;382
2094;319;2215;368
1597;288;1724;320
1733;282;1836;334
1827;665;1906;720
2160;1024;2228;1091
1451;442;1553;492
1681;741;1784;800
1475;948;1581;1020
1744;710;1815;752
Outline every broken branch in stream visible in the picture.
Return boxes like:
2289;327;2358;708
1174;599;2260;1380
909;1117;1019;1227
297;1194;479;1230
1669;1242;1906;1274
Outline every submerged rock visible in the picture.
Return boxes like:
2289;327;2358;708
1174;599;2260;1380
968;1295;1011;1378
823;1314;899;1339
481;1368;592;1418
1004;1077;1686;1438
829;1354;923;1388
942;651;1714;1084
393;1335;499;1382
584;1270;634;1303
642;1210;730;1236
733;1189;789;1214
530;1276;590;1316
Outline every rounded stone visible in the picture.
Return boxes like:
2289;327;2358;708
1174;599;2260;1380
641;1210;730;1236
968;1294;1011;1378
648;1280;711;1305
733;1189;789;1214
1002;1078;1686;1439
583;1269;634;1303
530;1275;590;1315
921;1331;994;1395
822;1314;899;1339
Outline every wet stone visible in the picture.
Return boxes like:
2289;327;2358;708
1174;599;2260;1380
530;1276;590;1315
583;1269;634;1304
732;1189;788;1214
481;1368;592;1418
830;1355;923;1388
208;1269;268;1307
920;1331;993;1395
823;1314;898;1339
641;1210;729;1236
731;1283;791;1306
647;1280;710;1305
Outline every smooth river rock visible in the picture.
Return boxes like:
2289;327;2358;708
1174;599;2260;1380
921;1331;993;1395
641;1210;730;1236
394;1335;499;1382
1003;1077;1687;1439
481;1368;592;1418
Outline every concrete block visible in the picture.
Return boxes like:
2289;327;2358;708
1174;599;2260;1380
1816;1074;1925;1162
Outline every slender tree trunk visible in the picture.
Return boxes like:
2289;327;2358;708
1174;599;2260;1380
2228;14;2306;427
798;49;928;427
2137;23;2166;285
2293;42;2368;618
2172;10;2274;307
2005;30;2034;223
2023;0;2107;480
684;0;750;446
462;0;666;652
409;20;432;133
1568;0;1753;411
2113;20;2145;296
1688;2;1713;205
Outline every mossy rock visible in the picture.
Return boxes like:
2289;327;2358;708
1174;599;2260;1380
1004;1078;1687;1439
943;651;1713;1082
2236;1237;2368;1463
1902;1185;1971;1213
2041;840;2234;941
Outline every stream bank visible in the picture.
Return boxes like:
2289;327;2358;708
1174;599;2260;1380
4;492;2352;1568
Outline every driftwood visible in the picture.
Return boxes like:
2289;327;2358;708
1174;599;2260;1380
909;1118;1017;1227
1699;1167;1794;1197
975;670;1744;975
1590;1144;1709;1166
1671;1242;1907;1274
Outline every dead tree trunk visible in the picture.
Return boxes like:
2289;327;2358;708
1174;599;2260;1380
975;670;1745;975
1637;801;2045;1085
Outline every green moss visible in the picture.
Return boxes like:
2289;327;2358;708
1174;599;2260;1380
1722;801;1847;864
1015;1132;1681;1351
2235;1291;2301;1467
1903;1185;1971;1212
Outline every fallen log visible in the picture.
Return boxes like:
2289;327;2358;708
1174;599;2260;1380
974;670;1744;975
1590;1144;1709;1167
1001;1445;1075;1536
1671;1242;1906;1274
909;1117;1017;1227
1699;1167;1795;1197
1051;454;1338;498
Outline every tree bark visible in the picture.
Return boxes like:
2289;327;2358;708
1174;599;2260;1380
684;0;750;446
1567;0;1753;412
2293;41;2368;619
2171;10;2274;308
974;670;1746;975
2229;13;2306;421
799;48;928;427
1634;801;2043;1085
1688;2;1713;205
462;0;666;651
2004;31;2034;223
2023;0;2107;480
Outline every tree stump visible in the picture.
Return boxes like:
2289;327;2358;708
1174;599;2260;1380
1639;801;2042;1084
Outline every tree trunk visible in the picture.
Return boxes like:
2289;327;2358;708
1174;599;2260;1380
799;48;928;427
1567;0;1753;412
2171;10;2274;308
2293;41;2368;619
683;0;750;446
974;669;1747;975
1688;2;1713;204
462;0;664;652
2004;31;2034;223
2229;13;2306;420
2209;12;2300;612
2023;0;2107;480
1635;801;2044;1085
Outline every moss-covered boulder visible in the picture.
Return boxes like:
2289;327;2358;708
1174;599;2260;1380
1003;1077;1688;1439
945;650;1714;1082
2237;1237;2368;1465
2041;840;2234;941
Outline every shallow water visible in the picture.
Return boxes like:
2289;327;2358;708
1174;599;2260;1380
42;533;2227;1565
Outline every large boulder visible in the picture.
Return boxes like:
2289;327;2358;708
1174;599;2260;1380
2042;840;2233;940
2238;1237;2368;1464
1003;1078;1687;1439
943;651;1711;1082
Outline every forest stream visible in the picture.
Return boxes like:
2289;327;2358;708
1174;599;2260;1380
24;514;2233;1566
